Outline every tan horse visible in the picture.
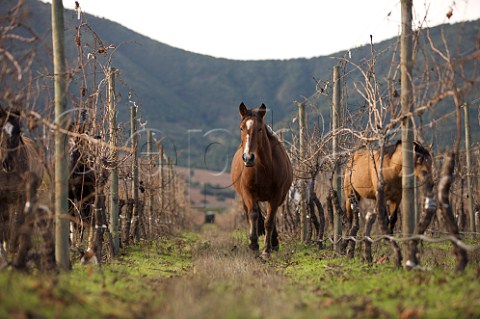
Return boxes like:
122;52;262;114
0;107;44;257
231;103;293;257
344;140;432;233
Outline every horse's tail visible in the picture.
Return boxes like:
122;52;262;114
257;205;266;236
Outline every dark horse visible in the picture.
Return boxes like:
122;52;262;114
0;106;44;258
344;140;433;233
231;103;293;257
68;136;95;241
68;133;108;245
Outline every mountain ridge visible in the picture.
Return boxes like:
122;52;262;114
4;0;480;169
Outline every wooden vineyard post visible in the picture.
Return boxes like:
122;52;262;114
400;0;415;265
157;142;165;211
52;0;70;270
147;129;154;237
297;101;307;242
171;159;176;210
108;67;120;256
463;103;475;237
332;65;342;251
130;104;140;241
91;181;106;263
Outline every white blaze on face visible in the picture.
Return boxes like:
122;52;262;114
246;119;254;130
244;134;250;155
243;119;254;155
3;122;13;137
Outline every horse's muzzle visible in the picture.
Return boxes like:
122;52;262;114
242;153;255;167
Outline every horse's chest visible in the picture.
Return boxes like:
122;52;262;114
246;181;272;199
240;173;274;200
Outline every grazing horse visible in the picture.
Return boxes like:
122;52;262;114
68;134;108;244
344;140;433;233
231;102;293;257
0;106;44;257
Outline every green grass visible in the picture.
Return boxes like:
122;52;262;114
277;241;480;318
1;231;479;319
0;234;196;319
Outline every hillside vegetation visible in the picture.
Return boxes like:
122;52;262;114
4;0;480;169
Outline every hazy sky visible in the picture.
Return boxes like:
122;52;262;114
40;0;480;60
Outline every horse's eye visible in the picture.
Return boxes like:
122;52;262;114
240;128;243;131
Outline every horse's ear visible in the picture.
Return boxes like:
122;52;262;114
258;104;267;118
239;102;248;117
12;108;21;117
413;141;423;152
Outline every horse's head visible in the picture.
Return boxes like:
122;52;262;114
238;102;267;167
413;142;433;183
0;106;22;172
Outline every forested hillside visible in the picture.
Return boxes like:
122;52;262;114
5;0;480;168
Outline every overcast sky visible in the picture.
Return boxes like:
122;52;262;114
40;0;480;60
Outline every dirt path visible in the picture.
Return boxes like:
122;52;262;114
145;227;311;319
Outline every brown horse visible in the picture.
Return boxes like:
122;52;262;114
0;106;44;258
344;140;433;233
231;102;293;257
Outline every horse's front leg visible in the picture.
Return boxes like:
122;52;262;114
263;202;279;257
245;202;259;251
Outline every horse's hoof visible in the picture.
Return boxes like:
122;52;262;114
249;243;259;251
260;251;271;260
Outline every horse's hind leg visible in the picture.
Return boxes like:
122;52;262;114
387;202;399;234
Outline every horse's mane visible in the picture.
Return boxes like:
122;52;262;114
265;125;277;139
384;140;430;160
384;140;402;159
413;142;431;159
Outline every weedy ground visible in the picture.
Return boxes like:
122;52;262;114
0;225;479;319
